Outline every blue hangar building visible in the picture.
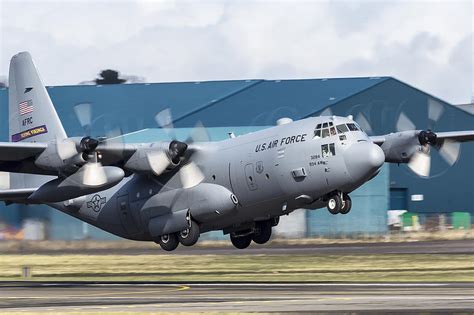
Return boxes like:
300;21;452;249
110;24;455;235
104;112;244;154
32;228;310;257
0;77;472;239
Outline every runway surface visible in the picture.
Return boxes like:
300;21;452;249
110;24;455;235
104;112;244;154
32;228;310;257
1;282;473;313
9;239;474;255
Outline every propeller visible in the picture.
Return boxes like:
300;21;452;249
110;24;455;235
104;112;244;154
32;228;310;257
153;108;208;188
396;98;460;178
54;102;124;187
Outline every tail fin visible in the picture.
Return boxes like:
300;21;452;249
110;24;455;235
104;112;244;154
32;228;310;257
8;52;64;189
9;52;67;143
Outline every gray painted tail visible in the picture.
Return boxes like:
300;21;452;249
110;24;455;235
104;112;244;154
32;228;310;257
8;52;66;189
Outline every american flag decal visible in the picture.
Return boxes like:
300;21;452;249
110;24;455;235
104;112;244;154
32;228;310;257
18;100;33;116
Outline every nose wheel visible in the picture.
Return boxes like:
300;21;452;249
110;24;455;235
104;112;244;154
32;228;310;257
327;193;352;215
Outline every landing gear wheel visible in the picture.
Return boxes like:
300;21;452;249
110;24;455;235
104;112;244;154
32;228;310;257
252;221;272;244
340;194;352;215
230;234;252;249
178;220;200;246
327;194;342;215
158;233;179;251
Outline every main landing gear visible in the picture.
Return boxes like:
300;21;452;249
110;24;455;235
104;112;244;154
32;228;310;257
155;219;201;251
230;218;277;249
327;192;352;215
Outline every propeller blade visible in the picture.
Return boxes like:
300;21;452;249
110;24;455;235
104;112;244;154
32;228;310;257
355;112;373;134
187;121;210;143
56;137;78;160
408;150;431;177
82;162;107;186
320;107;333;117
428;98;444;128
155;108;176;139
180;162;205;189
438;139;460;166
147;150;172;176
73;103;92;134
396;111;416;132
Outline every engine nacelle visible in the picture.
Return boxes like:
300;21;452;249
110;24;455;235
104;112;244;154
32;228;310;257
34;137;88;172
380;131;421;163
124;141;186;175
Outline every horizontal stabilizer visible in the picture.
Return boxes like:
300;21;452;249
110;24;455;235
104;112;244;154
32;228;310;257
0;188;37;203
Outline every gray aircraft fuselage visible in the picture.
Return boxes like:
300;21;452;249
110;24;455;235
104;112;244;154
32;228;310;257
51;115;384;241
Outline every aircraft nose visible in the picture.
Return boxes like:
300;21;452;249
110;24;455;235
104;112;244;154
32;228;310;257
344;142;385;182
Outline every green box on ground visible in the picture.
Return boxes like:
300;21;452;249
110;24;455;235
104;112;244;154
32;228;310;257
452;212;471;230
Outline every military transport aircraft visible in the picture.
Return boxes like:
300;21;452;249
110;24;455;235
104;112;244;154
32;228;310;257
1;52;473;250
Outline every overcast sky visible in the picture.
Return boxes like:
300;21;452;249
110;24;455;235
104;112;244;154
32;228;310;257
0;0;472;104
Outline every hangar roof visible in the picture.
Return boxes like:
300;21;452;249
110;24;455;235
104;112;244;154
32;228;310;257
0;76;394;138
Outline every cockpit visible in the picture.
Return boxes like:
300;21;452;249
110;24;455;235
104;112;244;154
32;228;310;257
313;121;362;140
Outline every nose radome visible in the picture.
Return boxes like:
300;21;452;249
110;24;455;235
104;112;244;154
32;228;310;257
344;142;385;182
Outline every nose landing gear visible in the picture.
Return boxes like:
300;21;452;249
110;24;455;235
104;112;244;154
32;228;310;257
327;192;352;215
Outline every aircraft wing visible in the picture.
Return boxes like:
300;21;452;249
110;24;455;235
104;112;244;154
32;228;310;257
435;131;474;143
0;140;138;176
0;142;47;161
370;130;474;146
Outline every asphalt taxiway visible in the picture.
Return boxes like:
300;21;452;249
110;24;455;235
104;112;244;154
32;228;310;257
1;282;473;313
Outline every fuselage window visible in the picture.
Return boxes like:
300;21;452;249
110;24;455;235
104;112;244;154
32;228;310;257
347;123;359;131
314;121;338;139
321;143;336;157
336;124;348;133
321;128;330;138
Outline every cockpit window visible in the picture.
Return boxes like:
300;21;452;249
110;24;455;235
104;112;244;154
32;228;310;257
316;123;321;129
329;122;334;127
347;123;359;131
336;124;348;133
321;128;330;138
322;122;328;128
330;127;336;136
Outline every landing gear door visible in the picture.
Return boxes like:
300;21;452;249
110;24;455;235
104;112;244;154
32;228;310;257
117;194;140;236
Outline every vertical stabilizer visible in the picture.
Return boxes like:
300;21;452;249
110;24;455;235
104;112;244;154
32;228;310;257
8;52;63;189
9;52;67;143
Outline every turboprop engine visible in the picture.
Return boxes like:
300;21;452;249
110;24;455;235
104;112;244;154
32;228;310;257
124;140;188;176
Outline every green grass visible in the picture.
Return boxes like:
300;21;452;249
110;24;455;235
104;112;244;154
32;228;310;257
0;254;473;282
